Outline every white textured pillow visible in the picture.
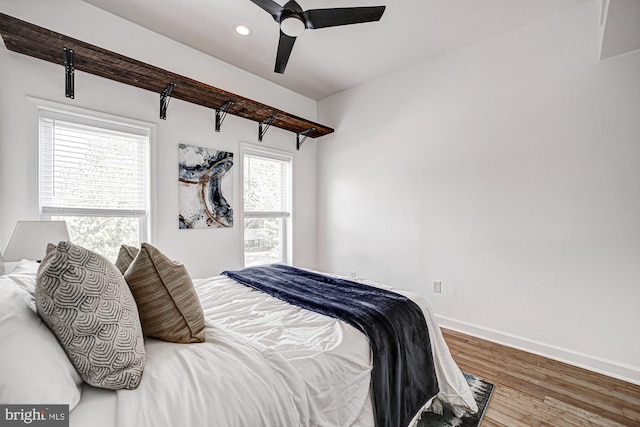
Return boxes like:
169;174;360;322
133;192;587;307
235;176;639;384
0;276;83;408
36;241;146;390
6;259;40;295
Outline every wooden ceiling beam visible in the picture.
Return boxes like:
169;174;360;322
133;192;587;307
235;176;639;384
0;13;334;139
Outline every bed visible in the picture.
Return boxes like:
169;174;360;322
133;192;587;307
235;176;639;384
0;242;477;427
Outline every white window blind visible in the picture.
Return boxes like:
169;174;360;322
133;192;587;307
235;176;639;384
244;151;291;215
39;110;149;216
37;107;150;261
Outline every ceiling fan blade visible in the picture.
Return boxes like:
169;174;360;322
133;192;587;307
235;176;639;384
302;6;386;29
249;0;284;21
283;0;304;14
275;31;297;74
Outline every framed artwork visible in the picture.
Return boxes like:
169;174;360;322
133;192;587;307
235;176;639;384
178;143;233;229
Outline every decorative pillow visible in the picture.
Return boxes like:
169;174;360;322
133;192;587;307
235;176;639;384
124;243;205;343
35;241;146;390
0;276;83;408
115;244;139;274
5;259;40;295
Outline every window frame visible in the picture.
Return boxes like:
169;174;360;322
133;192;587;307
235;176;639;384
32;98;156;254
241;144;293;267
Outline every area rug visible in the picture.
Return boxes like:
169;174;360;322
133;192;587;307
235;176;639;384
417;372;495;427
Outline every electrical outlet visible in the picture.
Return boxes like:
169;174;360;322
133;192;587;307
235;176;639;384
433;281;442;293
350;271;357;278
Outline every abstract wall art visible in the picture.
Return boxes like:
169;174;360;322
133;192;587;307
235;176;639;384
178;143;233;229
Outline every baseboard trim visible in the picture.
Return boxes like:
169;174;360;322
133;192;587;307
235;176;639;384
435;315;640;386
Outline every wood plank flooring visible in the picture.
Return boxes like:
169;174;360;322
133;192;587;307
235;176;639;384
441;328;640;427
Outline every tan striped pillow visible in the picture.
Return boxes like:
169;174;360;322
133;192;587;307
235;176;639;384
124;243;205;343
115;244;139;274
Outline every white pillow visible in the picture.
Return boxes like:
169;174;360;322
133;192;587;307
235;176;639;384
6;259;39;295
0;276;83;408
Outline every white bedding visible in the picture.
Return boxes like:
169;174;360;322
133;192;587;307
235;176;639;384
2;262;476;427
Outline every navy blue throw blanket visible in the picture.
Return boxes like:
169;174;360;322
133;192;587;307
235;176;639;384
222;265;439;427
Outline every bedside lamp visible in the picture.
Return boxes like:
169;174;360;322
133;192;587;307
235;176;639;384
2;220;70;262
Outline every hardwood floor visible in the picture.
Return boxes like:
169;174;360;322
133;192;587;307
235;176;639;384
441;328;640;427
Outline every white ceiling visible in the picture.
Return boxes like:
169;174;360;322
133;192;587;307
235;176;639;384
81;0;590;100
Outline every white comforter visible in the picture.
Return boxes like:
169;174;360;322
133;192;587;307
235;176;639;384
114;274;477;427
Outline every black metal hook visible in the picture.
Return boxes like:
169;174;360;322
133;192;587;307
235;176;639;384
160;82;176;120
215;101;234;132
63;47;74;99
258;114;277;142
296;128;315;150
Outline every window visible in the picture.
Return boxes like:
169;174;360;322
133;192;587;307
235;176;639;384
243;147;292;267
38;107;151;262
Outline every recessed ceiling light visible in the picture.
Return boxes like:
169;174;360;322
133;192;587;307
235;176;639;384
234;25;252;36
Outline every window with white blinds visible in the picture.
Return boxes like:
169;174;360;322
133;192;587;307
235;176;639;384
38;108;150;261
243;147;292;267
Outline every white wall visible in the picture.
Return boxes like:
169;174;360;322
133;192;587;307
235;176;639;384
0;0;318;278
318;1;640;383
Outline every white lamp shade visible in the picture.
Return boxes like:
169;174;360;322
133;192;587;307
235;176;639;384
2;221;70;261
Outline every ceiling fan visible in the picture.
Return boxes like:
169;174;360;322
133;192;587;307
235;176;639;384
249;0;386;74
